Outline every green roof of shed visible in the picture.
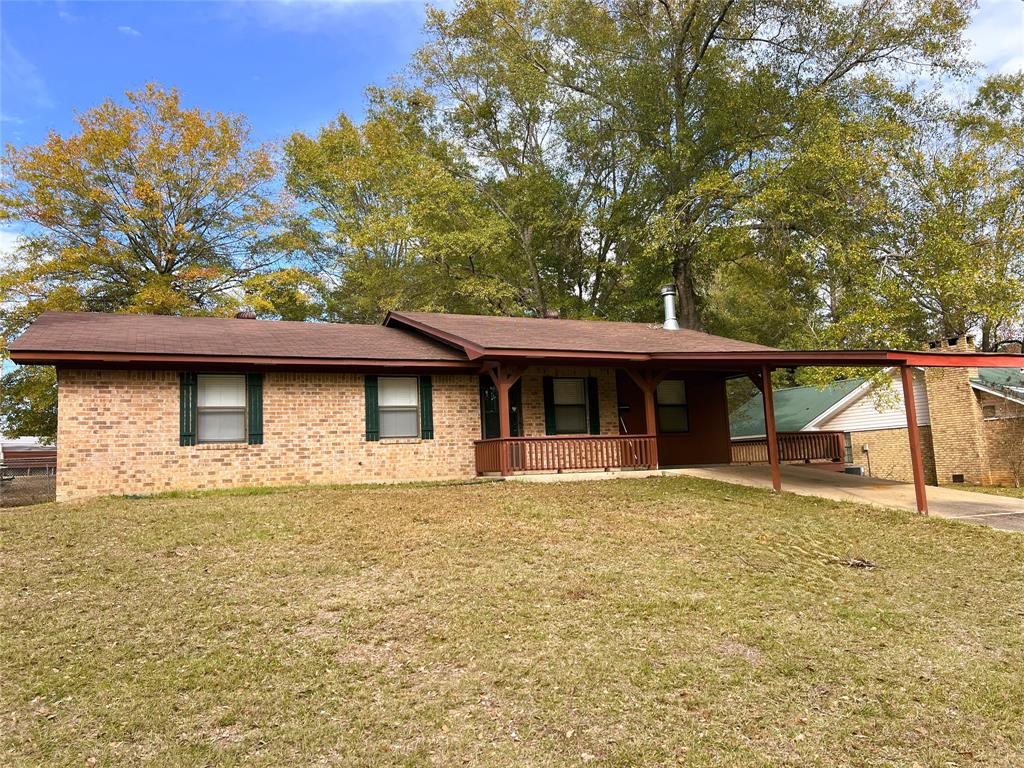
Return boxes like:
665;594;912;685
730;379;864;438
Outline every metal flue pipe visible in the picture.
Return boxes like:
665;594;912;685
660;284;680;330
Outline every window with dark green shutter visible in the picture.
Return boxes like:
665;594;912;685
419;376;434;439
544;376;592;434
587;376;601;435
180;373;261;445
364;375;380;441
246;373;264;444
179;372;198;446
366;375;434;440
543;376;556;434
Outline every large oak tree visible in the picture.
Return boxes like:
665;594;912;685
0;84;298;438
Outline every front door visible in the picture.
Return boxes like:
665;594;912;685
480;377;523;438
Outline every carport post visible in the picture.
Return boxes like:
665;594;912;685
900;364;929;515
760;365;782;492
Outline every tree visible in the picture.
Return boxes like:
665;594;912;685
0;83;296;438
285;89;515;321
816;75;1024;351
416;0;973;328
0;366;57;442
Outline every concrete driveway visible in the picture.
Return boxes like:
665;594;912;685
677;465;1024;533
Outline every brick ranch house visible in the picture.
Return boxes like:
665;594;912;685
730;336;1024;487
9;296;1024;512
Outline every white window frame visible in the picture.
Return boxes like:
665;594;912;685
378;376;420;439
197;374;247;444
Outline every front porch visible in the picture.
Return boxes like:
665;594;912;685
472;363;850;478
473;363;736;477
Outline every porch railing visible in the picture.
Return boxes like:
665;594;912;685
730;431;845;464
474;434;658;475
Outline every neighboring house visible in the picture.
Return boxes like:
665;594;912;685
9;307;1023;504
731;337;1024;486
0;435;57;477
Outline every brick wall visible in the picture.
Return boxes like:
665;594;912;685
922;337;990;484
979;394;1024;486
56;369;481;501
847;426;937;485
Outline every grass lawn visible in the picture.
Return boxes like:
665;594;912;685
956;484;1024;499
3;476;1024;767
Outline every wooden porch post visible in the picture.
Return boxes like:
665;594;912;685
760;365;782;492
625;369;666;469
900;364;929;515
487;364;523;476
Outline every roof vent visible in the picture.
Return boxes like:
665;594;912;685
235;309;257;320
543;309;561;319
660;284;680;330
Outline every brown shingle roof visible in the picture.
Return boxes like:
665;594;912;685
388;311;776;355
9;312;467;362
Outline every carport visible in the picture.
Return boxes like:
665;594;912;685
723;347;1024;515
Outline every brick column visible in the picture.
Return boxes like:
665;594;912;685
923;335;990;485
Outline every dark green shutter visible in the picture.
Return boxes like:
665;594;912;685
246;373;264;444
419;376;434;439
542;376;556;435
179;372;197;446
364;375;380;441
587;376;601;435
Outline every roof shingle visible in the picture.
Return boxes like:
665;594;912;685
9;312;467;362
387;311;775;355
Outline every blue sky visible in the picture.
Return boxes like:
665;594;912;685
1;0;1022;152
0;0;433;149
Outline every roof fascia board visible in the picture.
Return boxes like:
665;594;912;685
895;352;1024;367
8;350;479;371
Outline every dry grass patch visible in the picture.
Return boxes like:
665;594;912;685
2;476;1023;766
957;484;1024;499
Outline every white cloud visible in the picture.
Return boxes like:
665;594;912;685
55;0;76;22
965;0;1024;75
0;35;54;109
117;25;142;37
218;0;427;34
0;230;25;275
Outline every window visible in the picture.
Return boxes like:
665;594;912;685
379;377;419;438
656;380;688;433
983;405;998;420
552;377;589;433
844;432;854;464
197;374;246;443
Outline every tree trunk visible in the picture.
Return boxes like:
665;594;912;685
673;255;704;331
521;225;547;316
